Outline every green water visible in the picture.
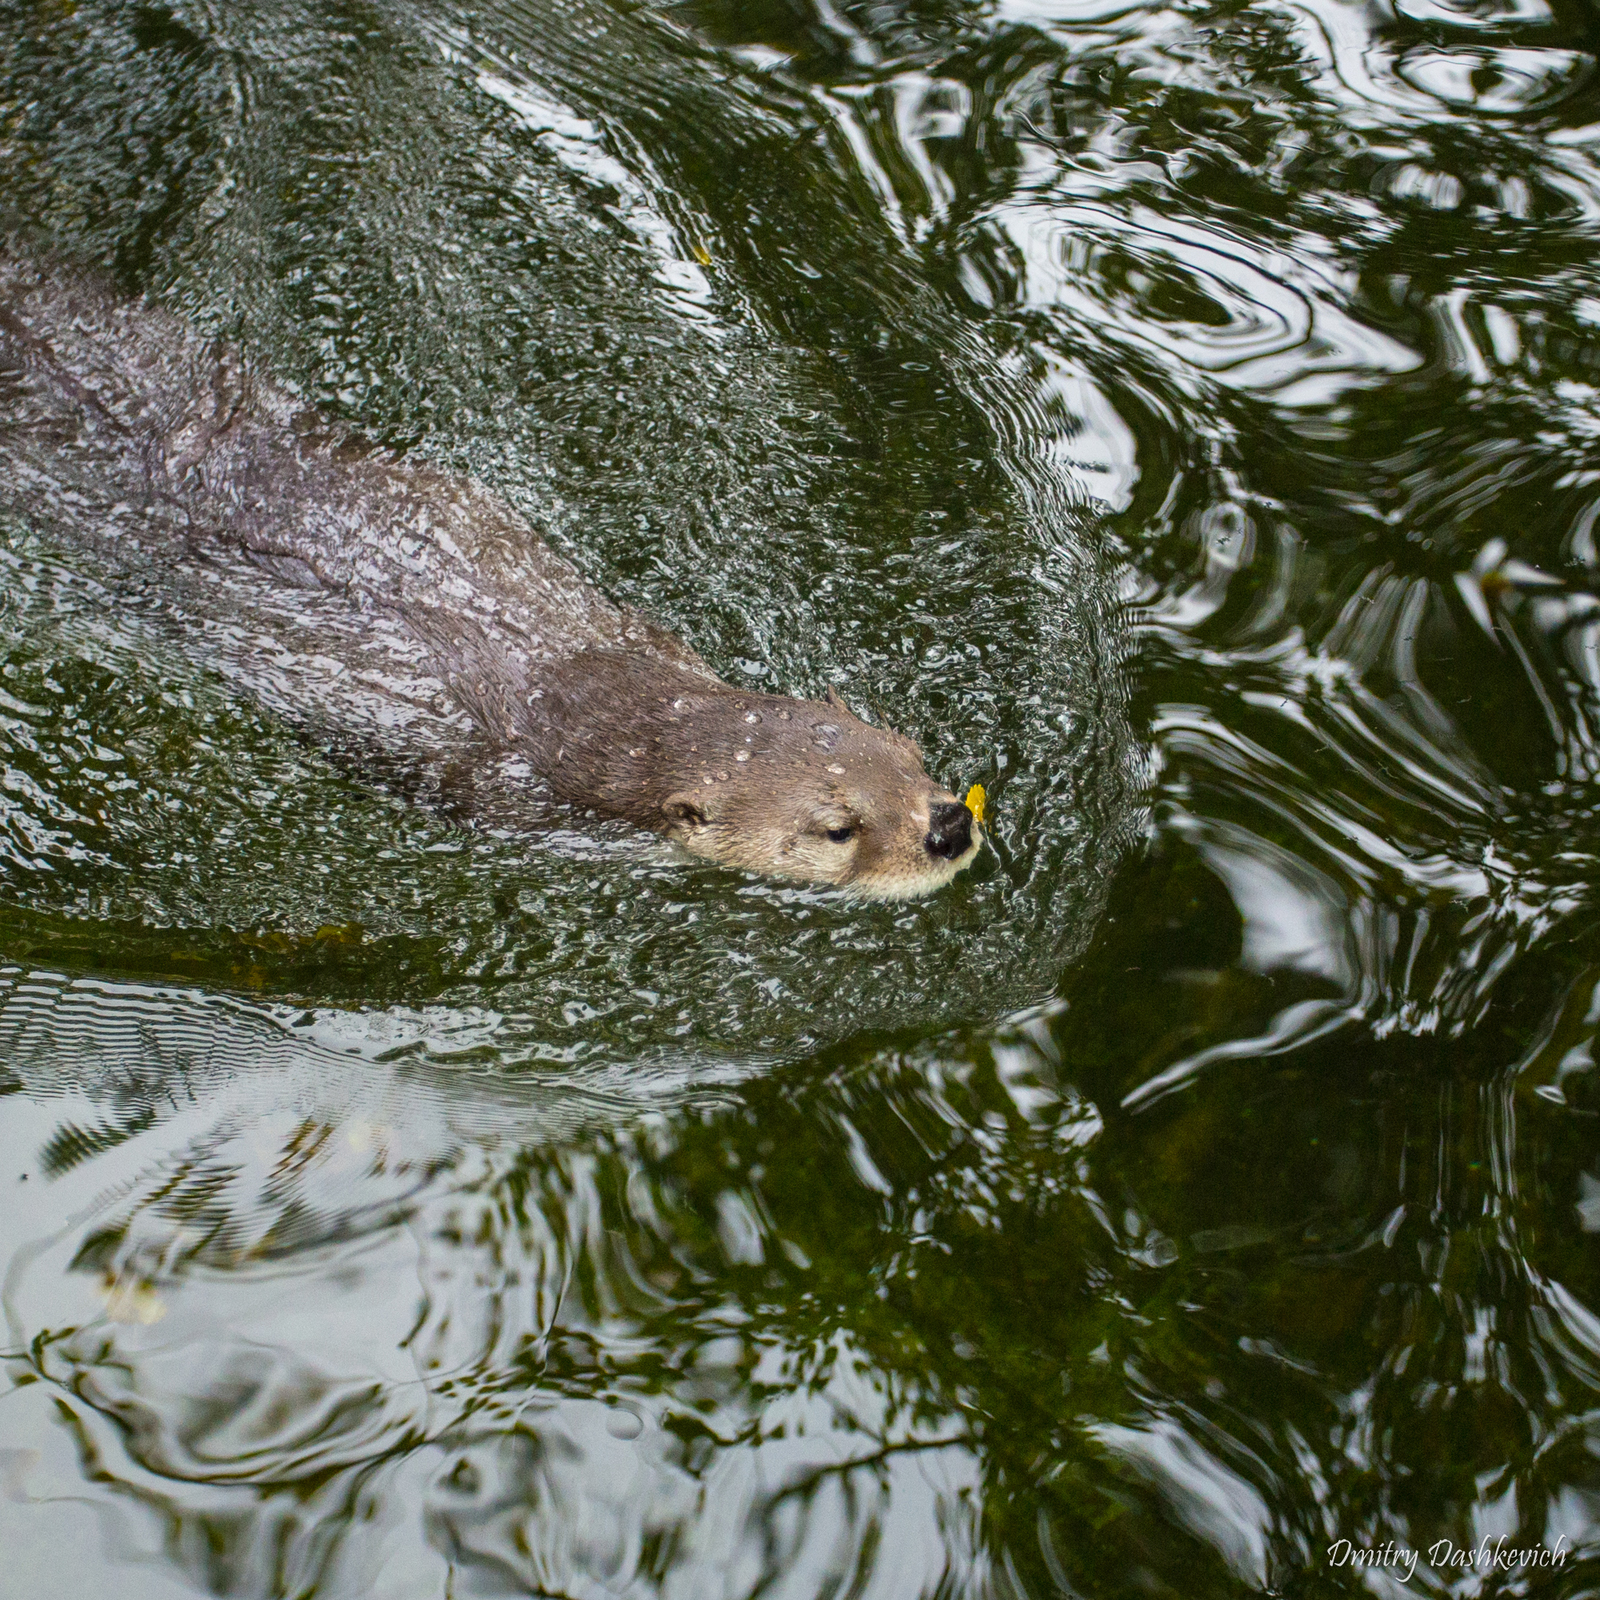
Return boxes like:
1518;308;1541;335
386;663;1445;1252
2;0;1599;1593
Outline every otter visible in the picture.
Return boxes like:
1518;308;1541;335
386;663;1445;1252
0;250;980;898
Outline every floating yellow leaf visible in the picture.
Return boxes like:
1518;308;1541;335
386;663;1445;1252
965;784;987;826
692;244;712;266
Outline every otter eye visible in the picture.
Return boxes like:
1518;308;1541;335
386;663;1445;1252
825;825;856;844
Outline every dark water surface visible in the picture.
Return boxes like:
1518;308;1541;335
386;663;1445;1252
1;0;1599;1592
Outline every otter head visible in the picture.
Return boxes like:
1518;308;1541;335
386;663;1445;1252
657;686;982;899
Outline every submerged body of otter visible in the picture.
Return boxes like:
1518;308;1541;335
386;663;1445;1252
0;250;980;898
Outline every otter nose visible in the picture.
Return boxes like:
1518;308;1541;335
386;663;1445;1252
925;799;973;860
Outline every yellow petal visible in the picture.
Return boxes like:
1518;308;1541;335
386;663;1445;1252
965;784;987;826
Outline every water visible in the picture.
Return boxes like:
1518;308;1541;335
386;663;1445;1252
0;0;1598;1592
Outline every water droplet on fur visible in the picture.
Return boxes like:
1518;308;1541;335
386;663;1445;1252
828;763;846;775
735;751;750;761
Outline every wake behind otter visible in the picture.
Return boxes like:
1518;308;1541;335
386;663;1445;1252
0;255;1131;1054
0;0;1137;1062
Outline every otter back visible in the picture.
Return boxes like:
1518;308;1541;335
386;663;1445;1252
0;248;717;758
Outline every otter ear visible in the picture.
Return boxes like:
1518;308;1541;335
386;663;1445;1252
662;789;723;828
